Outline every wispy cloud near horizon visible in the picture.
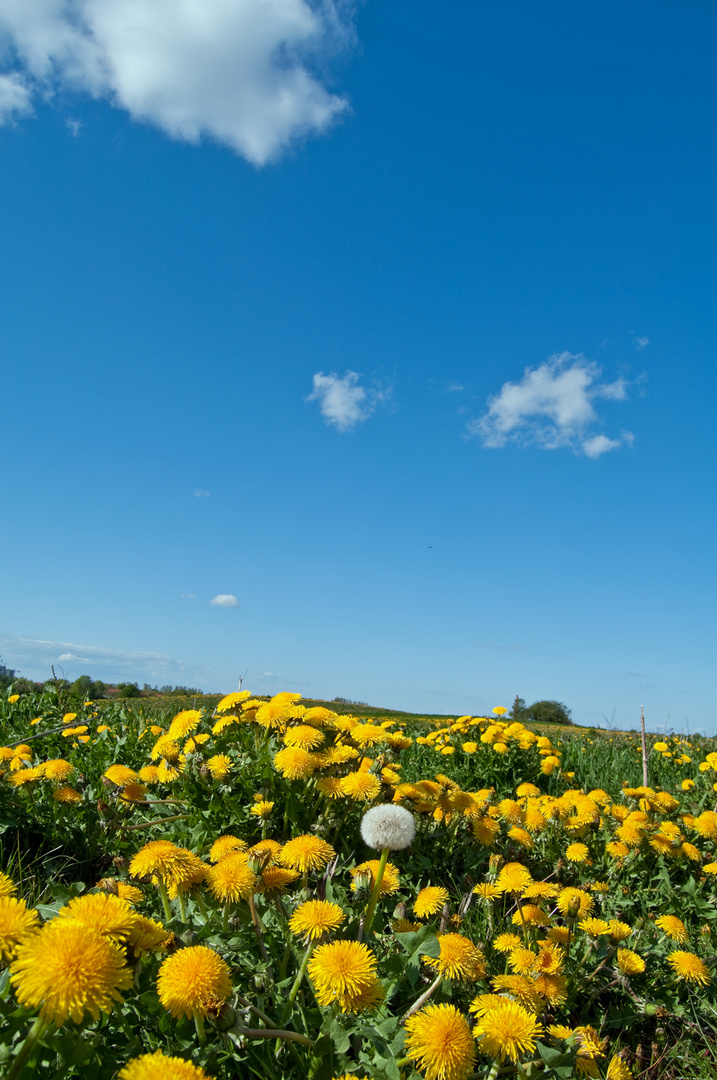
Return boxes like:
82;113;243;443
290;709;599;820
0;632;194;682
468;352;634;458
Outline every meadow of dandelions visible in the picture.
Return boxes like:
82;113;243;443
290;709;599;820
1;687;717;1080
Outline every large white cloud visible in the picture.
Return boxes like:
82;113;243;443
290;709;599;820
468;352;634;458
0;0;353;163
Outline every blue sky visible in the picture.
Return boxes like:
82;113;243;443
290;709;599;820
1;1;715;732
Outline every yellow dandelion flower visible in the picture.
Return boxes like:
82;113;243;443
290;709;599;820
606;841;630;859
507;946;538;974
404;1003;477;1080
522;882;559;900
511;903;549;927
256;866;301;895
415;886;450;918
42;759;75;781
579;917;611;937
206;852;256;903
472;816;501;846
489;974;542;1012
607;920;632;943
340;771;382;802
248;838;282;862
58;893;138;941
565;843;590;863
279;835;335;874
667;950;710;985
209;835;247;863
216;691;251;713
0;872;17;898
532;943;564;975
0;897;40;961
556;887;593;919
289;900;345;941
546;926;570;946
129;841;205;893
206;754;232;780
393;919;423;933
616;948;645;975
250;799;275;818
655;915;688;943
606;1054;634;1080
53;786;82;803
534;972;568;1006
495;863;533;895
10;919;132;1025
118;1051;214;1080
493;933;521;954
473;883;502;901
273;746;318;780
317;777;345;799
9;765;44;787
104;764;139;786
424;934;486;981
474;998;543;1063
308;940;383;1013
137;765;161;784
167;709;203;739
351;860;400;895
283;725;326;749
157;945;232;1018
126;915;172;957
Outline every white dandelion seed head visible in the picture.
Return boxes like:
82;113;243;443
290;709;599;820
360;804;416;851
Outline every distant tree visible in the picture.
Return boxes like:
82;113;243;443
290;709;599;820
116;682;142;698
509;695;528;721
526;700;573;726
71;675;107;699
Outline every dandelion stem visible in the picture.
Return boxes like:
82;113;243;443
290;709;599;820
228;1027;313;1048
195;1015;206;1045
248;892;271;966
223;901;231;934
362;845;389;938
157;880;173;922
283;943;314;1019
6;1015;49;1080
403;972;443;1018
119;813;190;831
178;890;188;923
195;892;209;924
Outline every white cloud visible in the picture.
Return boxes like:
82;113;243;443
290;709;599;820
0;0;353;163
0;71;33;122
193;489;211;498
65;116;81;135
210;594;239;607
0;633;192;680
636;337;649;350
581;434;622;459
468;352;633;457
307;370;388;431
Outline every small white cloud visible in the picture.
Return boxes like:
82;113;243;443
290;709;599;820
193;489;211;498
307;370;387;431
636;337;649;350
0;0;353;164
65;117;82;136
210;594;240;608
469;352;633;457
180;593;197;600
582;434;622;459
57;652;89;663
0;72;33;124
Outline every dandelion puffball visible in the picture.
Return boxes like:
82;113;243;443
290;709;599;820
360;804;416;851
